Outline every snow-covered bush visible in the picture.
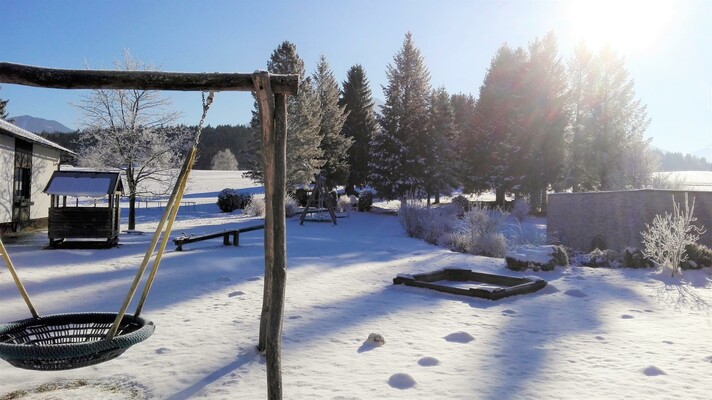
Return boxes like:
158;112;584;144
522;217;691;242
580;248;620;268
505;220;547;247
285;195;299;217
398;199;456;245
511;198;530;221
452;205;509;257
506;245;568;271
681;243;712;270
641;194;706;277
358;190;373;211
337;195;352;213
244;196;266;217
217;189;252;212
622;248;653;268
451;195;470;216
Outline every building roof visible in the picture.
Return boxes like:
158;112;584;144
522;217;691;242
0;118;75;155
43;170;124;197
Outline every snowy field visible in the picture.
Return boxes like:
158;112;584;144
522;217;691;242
1;170;711;399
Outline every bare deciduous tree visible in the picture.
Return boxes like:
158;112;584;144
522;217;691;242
74;50;190;230
642;194;706;277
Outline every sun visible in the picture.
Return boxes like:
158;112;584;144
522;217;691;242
566;0;675;53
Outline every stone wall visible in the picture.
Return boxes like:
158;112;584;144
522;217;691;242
547;190;712;252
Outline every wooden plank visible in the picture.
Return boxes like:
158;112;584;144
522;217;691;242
0;62;299;95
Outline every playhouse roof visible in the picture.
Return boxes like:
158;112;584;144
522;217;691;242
43;170;124;197
0;118;75;155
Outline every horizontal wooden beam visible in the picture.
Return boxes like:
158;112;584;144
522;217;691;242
0;62;299;95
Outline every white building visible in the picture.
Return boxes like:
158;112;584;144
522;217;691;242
0;118;74;232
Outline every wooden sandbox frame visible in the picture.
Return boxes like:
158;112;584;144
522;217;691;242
393;268;547;300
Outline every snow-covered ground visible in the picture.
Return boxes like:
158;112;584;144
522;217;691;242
1;170;711;399
655;170;712;191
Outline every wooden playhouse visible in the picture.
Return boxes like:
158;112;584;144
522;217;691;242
43;170;123;247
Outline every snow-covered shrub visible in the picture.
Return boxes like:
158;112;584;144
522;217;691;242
217;189;252;212
681;243;712;270
580;248;620;268
648;172;689;190
284;195;299;217
337;195;352;213
451;195;470;216
357;190;373;211
244;196;266;217
505;220;547;247
399;199;456;245
642;194;706;277
622;248;653;268
511;198;530;221
454;205;509;257
506;245;568;271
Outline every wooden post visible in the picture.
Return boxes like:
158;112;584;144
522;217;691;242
253;72;275;352
267;93;288;400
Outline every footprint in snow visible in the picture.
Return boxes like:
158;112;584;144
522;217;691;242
388;373;416;389
228;291;245;298
501;309;517;316
620;314;634;319
642;365;666;376
444;331;475;343
247;276;262;281
595;336;606;341
704;355;712;363
662;340;674;345
564;289;587;298
418;356;440;367
215;277;231;283
155;347;171;354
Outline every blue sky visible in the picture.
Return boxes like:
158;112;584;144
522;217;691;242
1;0;710;155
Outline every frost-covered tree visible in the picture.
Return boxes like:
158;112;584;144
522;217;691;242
642;194;706;277
313;55;351;189
210;148;239;170
248;41;322;188
74;50;190;230
340;64;378;194
369;32;431;200
0;87;9;120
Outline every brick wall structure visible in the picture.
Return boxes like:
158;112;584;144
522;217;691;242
547;190;712;252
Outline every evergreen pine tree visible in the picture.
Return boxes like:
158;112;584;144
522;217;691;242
519;32;570;212
450;93;476;189
313;56;351;189
422;87;459;203
369;32;432;200
247;41;322;187
566;44;651;191
464;44;528;204
340;64;378;194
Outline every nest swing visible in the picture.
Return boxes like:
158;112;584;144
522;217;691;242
0;92;215;371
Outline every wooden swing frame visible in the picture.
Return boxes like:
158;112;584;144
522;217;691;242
0;62;295;399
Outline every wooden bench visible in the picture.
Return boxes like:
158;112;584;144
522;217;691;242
173;224;265;251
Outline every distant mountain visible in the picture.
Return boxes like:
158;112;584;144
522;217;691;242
10;115;73;134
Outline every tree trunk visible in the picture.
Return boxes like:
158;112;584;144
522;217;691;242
434;193;440;204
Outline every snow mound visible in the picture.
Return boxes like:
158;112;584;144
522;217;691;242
444;331;475;343
388;373;417;389
418;356;440;367
642;366;666;376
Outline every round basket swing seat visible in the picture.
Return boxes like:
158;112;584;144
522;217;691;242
0;312;154;371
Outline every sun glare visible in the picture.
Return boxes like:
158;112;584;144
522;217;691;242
566;0;675;53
